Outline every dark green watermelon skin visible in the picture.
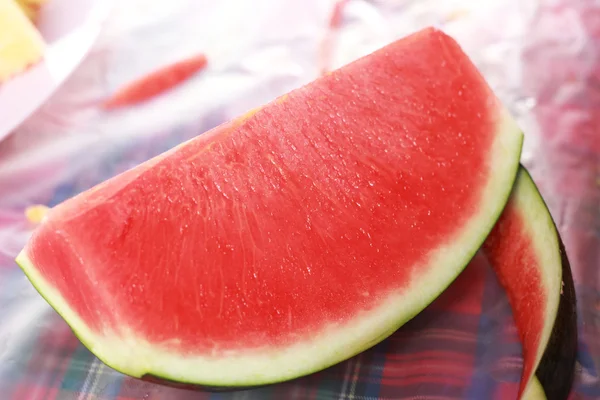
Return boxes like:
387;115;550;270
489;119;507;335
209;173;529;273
534;235;577;400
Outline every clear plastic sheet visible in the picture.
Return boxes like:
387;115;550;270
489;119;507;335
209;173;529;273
1;0;599;398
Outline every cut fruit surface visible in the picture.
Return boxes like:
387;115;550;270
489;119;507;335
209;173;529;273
17;27;523;387
484;167;577;400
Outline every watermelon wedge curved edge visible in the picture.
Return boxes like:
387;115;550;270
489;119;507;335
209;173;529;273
484;167;577;400
15;27;525;388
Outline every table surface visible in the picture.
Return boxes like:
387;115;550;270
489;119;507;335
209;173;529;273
1;0;599;398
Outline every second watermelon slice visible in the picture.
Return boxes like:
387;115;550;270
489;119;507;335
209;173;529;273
484;167;577;400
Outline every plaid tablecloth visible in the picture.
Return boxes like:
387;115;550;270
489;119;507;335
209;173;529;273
1;0;599;398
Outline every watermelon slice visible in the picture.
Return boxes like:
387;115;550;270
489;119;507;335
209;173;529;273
484;167;577;400
15;27;524;387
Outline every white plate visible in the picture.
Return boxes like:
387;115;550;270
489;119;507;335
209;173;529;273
0;0;112;141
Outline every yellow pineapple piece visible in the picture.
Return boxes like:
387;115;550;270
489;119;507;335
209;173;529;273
15;0;47;22
0;0;46;82
25;204;50;224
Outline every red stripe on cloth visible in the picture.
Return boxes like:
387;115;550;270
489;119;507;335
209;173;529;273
11;323;79;400
388;328;479;346
12;384;52;400
384;375;468;387
381;362;473;381
386;350;473;363
494;381;519;400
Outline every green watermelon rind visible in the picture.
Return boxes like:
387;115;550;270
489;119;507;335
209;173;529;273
15;108;524;389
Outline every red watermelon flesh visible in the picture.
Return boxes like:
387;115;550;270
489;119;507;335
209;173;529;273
484;167;577;400
16;27;523;387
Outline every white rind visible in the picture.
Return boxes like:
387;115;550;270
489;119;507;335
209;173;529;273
16;109;523;387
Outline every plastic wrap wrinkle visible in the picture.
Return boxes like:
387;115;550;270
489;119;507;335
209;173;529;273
0;0;599;398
